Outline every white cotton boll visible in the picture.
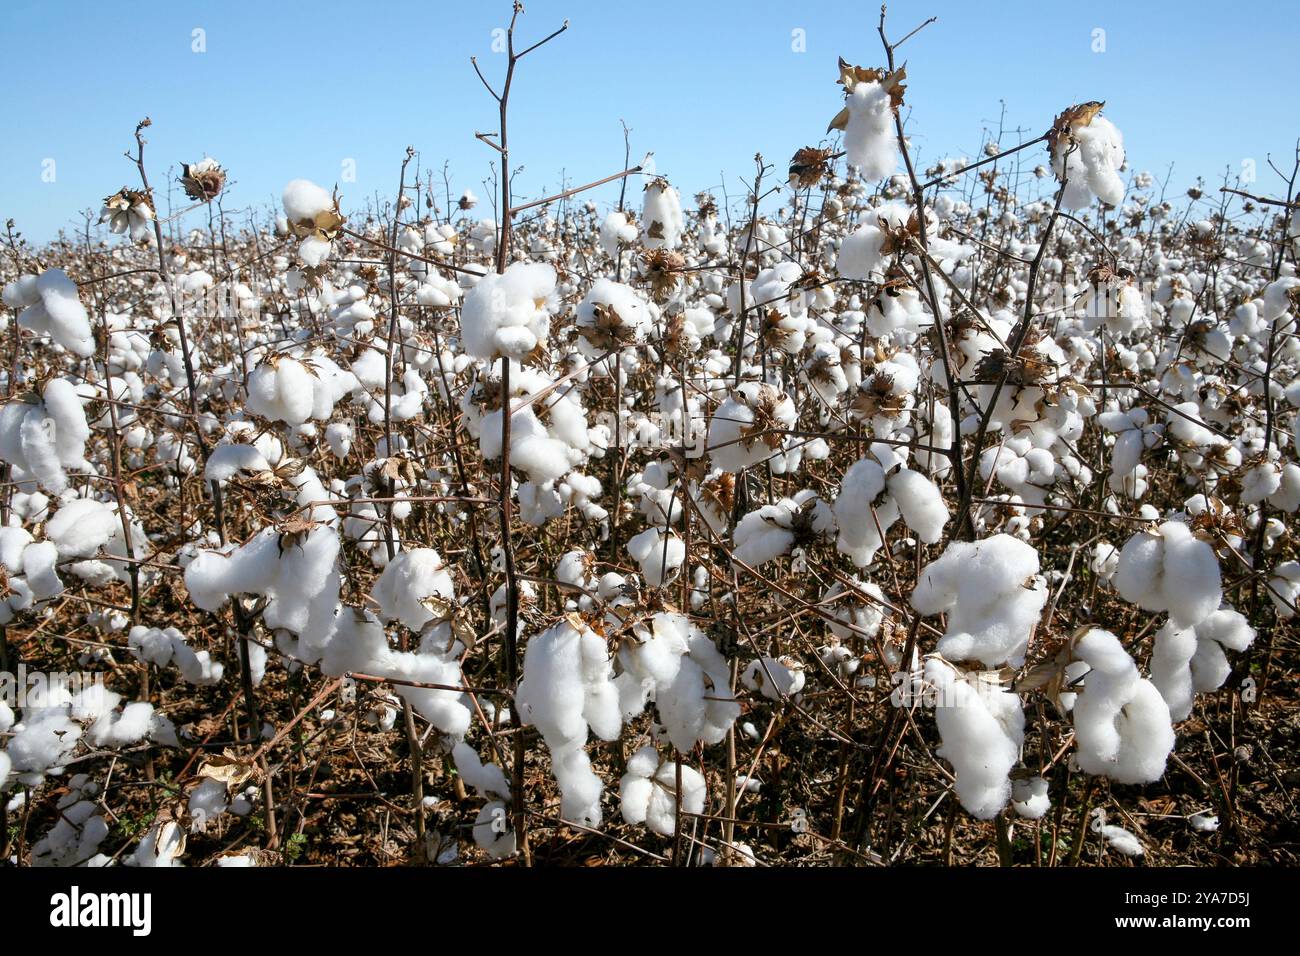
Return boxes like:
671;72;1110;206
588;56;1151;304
459;261;556;361
474;801;516;858
641;179;684;250
1114;520;1221;628
45;499;118;559
1053;114;1125;210
598;211;637;257
370;548;455;631
1269;561;1299;619
707;383;797;473
836;221;889;281
1152;608;1254;720
0;751;11;792
20;269;95;357
1189;811;1220;833
22;541;63;601
1269;462;1300;512
743;656;805;701
617;612;739;751
452;742;510;800
627;526;685;587
618;747;705;837
926;659;1023;819
127;821;186;868
42;378;91;466
825;578;886;642
325;421;353;458
516;617;621;825
6;709;82;780
843;82;898;181
887;468;949;544
833;456;894;567
1091;811;1144;857
1011;776;1051;820
281;179;335;228
911;534;1047;668
1165;401;1216;447
204;442;271;484
1071;628;1175;785
188;777;230;828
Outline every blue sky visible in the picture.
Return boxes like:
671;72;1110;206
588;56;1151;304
3;0;1297;242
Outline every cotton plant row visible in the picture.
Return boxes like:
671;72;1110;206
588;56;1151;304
0;41;1295;869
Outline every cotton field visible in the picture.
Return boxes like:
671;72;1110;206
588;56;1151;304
1;4;1298;871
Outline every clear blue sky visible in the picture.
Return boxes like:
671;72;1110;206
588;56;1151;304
3;0;1297;243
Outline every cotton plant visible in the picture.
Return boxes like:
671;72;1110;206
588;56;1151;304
640;178;684;251
731;490;833;569
827;59;904;182
282;179;344;268
707;382;797;473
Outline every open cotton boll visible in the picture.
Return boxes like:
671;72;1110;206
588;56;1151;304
615;612;739;751
843;81;898;181
1269;561;1300;619
128;625;225;686
825;578;887;642
1090;809;1143;857
925;659;1023;819
45;498;118;559
598;210;637;257
732;493;833;569
0;378;92;495
15;269;95;357
707;383;797;473
575;279;652;359
370;548;455;631
126;820;186;868
743;656;805;701
911;534;1047;668
474;801;516;858
833;456;898;567
281;179;336;230
886;468;949;544
627;526;685;587
516;615;622;826
459;261;556;361
453;742;510;801
1150;608;1253;721
1071;628;1175;784
618;746;706;837
1052;112;1125;210
640;179;684;250
1011;775;1051;820
1113;520;1221;628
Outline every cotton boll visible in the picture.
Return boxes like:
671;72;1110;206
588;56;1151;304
1011;775;1051;820
618;747;706;837
825;578;886;642
926;659;1023;819
17;269;95;357
516;616;621;825
459;261;556;361
887;468;949;544
1269;561;1299;619
842;81;898;181
127;820;186;868
833;456;894;567
911;535;1047;668
743;656;805;701
1090;808;1143;857
1113;520;1221;628
707;383;797;473
1189;811;1220;833
45;498;118;559
616;612;739;750
641;179;684;250
1052;112;1125;210
1071;628;1175;784
627;526;685;587
370;548;455;631
474;801;516;859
